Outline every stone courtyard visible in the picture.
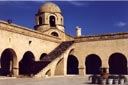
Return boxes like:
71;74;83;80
0;76;128;85
0;76;85;85
0;2;128;81
0;76;96;85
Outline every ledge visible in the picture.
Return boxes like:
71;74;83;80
0;20;62;43
75;32;128;42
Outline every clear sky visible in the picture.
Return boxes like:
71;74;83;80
0;1;128;36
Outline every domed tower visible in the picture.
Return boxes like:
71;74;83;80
34;2;64;32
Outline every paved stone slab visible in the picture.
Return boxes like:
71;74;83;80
0;76;127;85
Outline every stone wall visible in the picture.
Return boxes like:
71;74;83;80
0;20;61;70
73;33;128;75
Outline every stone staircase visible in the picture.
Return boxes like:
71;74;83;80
33;41;74;75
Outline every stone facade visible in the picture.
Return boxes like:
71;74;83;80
0;2;128;77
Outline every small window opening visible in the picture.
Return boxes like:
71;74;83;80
51;32;59;37
50;16;56;27
39;17;42;25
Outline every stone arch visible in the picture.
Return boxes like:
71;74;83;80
19;51;35;76
85;54;102;74
45;69;51;77
67;55;79;75
55;58;64;75
40;53;47;60
51;32;59;37
47;14;57;20
0;48;17;76
68;49;74;55
49;15;56;27
39;16;42;25
109;53;127;74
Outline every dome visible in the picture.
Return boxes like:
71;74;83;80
38;2;61;13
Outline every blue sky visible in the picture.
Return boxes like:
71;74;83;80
0;1;128;36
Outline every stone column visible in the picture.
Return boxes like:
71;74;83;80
12;67;19;77
12;61;19;77
78;66;85;76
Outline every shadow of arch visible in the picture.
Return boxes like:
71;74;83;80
67;55;79;75
51;32;59;37
109;53;127;74
55;58;64;76
68;49;74;55
45;69;51;77
19;51;35;76
0;48;17;76
85;54;102;74
40;53;47;60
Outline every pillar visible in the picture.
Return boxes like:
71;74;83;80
78;66;85;76
12;62;19;77
76;26;82;37
12;67;19;77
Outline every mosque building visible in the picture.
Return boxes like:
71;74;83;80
0;2;128;77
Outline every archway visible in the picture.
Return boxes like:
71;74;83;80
67;55;79;75
51;32;59;37
50;16;56;27
19;51;35;76
85;54;102;74
0;48;17;76
109;53;127;74
40;53;47;60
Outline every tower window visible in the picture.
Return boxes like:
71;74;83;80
49;16;56;27
51;32;59;37
61;18;63;24
39;17;42;25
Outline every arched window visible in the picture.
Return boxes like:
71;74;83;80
61;18;63;24
51;32;59;37
39;17;42;25
49;16;56;27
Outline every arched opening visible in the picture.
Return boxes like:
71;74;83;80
85;54;102;74
49;16;56;27
19;51;35;76
109;53;127;74
51;32;59;37
67;55;79;75
39;17;42;25
45;69;51;77
40;53;47;60
0;48;17;76
61;18;63;24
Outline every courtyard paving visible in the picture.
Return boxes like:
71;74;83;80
0;75;128;85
